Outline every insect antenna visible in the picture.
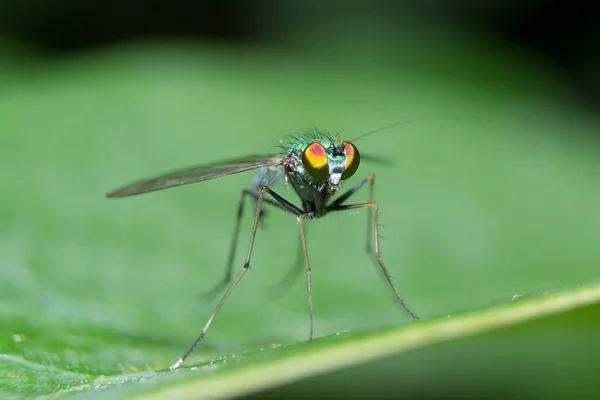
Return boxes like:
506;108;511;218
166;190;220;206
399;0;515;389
349;114;461;142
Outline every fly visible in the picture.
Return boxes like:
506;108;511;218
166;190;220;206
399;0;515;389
106;123;421;370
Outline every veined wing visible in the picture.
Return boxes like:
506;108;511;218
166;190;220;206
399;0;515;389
107;154;283;198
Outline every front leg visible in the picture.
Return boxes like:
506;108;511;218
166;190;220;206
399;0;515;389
328;174;419;320
328;201;419;320
328;173;376;252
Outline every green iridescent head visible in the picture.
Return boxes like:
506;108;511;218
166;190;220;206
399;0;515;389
290;135;360;185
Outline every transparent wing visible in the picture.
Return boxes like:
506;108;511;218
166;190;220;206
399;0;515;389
107;154;283;198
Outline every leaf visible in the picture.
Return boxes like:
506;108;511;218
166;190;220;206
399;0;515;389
1;34;600;399
106;285;600;399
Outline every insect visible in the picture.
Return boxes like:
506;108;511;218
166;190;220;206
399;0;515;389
106;123;420;370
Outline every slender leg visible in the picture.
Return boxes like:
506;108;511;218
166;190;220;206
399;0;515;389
328;174;382;285
171;186;302;370
328;200;419;320
202;189;296;302
297;213;315;341
365;176;375;253
328;173;375;252
329;174;405;302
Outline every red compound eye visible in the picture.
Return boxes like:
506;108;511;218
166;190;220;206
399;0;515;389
302;142;329;181
341;141;360;180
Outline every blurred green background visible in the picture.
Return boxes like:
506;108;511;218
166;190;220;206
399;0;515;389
1;1;600;399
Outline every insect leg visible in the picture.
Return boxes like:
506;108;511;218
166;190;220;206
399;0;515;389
202;189;289;301
254;191;314;339
328;173;375;252
328;200;419;320
171;186;302;370
329;174;395;294
297;213;314;341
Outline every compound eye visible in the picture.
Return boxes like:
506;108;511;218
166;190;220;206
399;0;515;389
341;141;360;180
302;142;329;181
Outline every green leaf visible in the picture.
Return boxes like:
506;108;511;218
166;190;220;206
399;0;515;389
1;35;600;399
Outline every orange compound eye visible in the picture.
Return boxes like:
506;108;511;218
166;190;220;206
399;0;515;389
302;142;329;182
341;141;360;180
